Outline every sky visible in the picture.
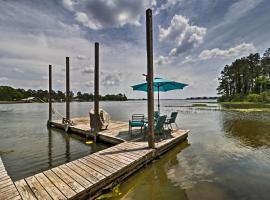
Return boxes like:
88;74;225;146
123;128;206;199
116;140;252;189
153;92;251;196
0;0;270;99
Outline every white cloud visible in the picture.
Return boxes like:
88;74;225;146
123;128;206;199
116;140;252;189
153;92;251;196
62;0;156;30
199;43;256;60
156;55;169;65
159;15;207;56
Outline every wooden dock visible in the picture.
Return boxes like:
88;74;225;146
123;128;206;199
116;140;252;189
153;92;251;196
1;118;189;200
0;157;21;200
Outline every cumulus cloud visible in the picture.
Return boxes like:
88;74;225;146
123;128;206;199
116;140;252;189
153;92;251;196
157;15;206;65
156;55;169;65
62;0;156;30
158;15;206;61
199;43;256;60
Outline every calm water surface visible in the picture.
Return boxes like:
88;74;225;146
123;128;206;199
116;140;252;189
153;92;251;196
0;100;270;200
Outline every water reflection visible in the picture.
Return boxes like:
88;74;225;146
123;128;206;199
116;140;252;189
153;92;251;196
48;127;52;167
65;132;71;163
108;141;190;200
221;112;270;148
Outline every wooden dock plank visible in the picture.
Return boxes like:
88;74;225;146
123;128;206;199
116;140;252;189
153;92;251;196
0;178;13;189
95;154;126;168
98;147;137;162
74;160;106;181
0;157;21;200
25;176;53;200
83;156;117;174
58;165;92;189
79;158;111;177
51;167;84;194
87;155;120;171
2;188;21;200
98;150;135;165
34;173;67;200
15;179;37;200
65;162;99;184
43;170;76;199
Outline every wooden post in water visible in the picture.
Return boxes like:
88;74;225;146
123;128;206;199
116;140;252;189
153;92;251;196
94;42;99;141
66;57;70;122
47;64;52;126
146;9;155;148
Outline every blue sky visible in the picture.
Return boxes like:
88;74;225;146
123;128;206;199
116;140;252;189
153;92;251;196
0;0;270;98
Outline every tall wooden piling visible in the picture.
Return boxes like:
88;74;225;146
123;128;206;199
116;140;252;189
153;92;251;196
48;65;52;125
66;57;70;122
94;42;99;141
146;9;155;148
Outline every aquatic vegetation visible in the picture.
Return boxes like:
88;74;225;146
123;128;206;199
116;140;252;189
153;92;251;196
97;184;122;199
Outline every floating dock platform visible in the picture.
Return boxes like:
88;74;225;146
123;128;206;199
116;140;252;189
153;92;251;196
1;117;189;200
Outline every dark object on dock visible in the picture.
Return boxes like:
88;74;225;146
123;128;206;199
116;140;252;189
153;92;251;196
146;9;155;148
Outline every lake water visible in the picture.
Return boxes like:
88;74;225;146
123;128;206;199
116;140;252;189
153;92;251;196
0;100;270;200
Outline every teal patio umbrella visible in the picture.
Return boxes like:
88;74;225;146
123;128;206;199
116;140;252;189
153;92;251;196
131;77;188;113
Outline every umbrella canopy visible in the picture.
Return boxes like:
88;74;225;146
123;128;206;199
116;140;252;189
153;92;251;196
131;78;188;113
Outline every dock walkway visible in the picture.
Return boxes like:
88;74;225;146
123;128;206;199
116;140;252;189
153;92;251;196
1;117;189;200
0;157;21;200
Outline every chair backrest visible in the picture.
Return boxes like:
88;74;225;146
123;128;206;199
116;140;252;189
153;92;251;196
169;112;178;123
154;111;160;119
155;115;167;133
132;114;144;122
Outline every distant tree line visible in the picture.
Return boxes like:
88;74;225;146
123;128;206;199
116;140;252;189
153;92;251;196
0;86;127;102
217;48;270;103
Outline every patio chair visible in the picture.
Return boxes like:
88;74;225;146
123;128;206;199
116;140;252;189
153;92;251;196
144;115;167;139
129;114;145;137
154;111;160;121
165;112;178;130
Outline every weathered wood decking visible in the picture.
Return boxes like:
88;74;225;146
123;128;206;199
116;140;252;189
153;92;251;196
1;118;189;200
0;157;21;200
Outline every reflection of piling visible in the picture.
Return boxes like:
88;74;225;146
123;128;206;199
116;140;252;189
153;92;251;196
66;57;70;122
94;42;100;141
146;9;155;148
48;127;52;167
65;133;70;162
48;65;52;126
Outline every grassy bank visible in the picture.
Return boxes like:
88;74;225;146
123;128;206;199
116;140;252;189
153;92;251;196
220;102;270;112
